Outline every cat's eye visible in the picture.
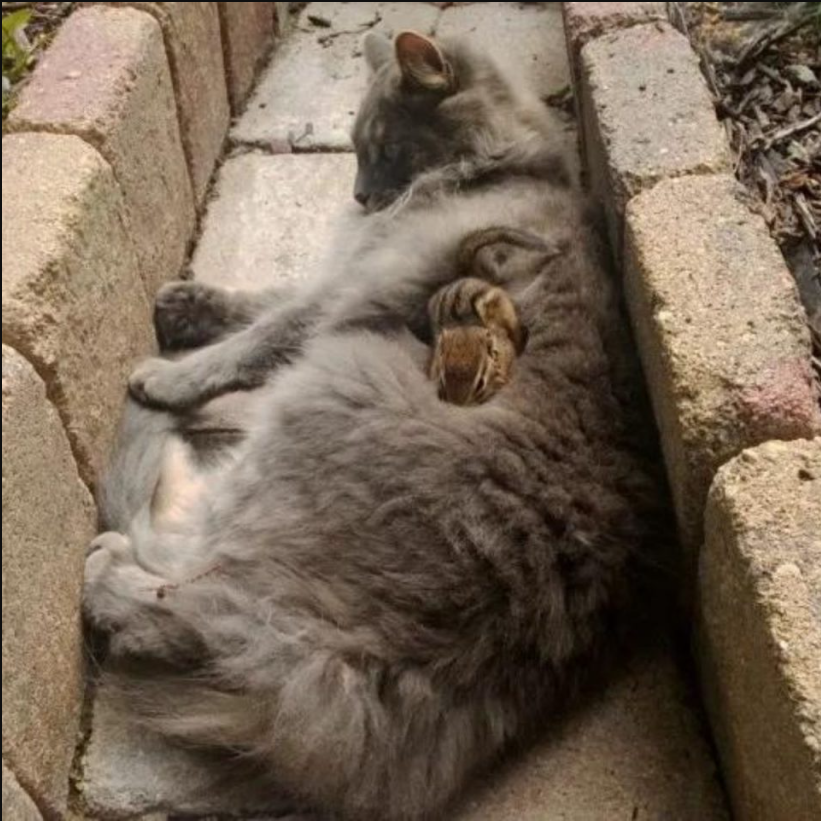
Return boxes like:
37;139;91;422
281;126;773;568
382;142;403;162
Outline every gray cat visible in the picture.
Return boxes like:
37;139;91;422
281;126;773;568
84;31;670;821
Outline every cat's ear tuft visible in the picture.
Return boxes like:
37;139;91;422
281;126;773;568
363;31;393;73
395;31;454;94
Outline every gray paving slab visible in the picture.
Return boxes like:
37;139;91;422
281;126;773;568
81;645;727;819
191;152;357;290
231;2;441;150
232;2;571;152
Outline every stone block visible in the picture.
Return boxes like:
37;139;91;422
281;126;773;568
2;133;154;485
123;2;230;207
2;347;97;816
579;22;729;256
623;174;820;565
563;2;666;79
9;5;195;293
698;439;821;821
218;2;275;113
2;764;43;821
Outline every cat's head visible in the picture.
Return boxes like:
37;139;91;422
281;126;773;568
352;30;546;211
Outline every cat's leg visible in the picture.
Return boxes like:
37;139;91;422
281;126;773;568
84;531;206;662
154;281;296;351
458;227;568;286
130;299;319;410
83;531;199;661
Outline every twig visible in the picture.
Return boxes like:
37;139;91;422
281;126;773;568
760;111;821;149
307;14;331;28
737;10;814;71
757;63;788;85
794;192;818;240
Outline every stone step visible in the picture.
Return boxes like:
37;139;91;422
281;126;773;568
81;3;729;819
81;644;727;819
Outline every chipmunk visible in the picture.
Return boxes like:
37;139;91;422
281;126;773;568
429;226;562;406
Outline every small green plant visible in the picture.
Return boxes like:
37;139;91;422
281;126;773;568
3;9;33;114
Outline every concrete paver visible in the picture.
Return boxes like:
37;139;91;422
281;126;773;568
2;132;155;486
699;438;821;821
219;2;276;113
624;174;819;567
82;644;727;819
437;1;570;99
231;2;440;150
2;764;43;821
123;1;230;206
191;152;357;290
580;22;730;256
9;5;195;293
2;347;96;817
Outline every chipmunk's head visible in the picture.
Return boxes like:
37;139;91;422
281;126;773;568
430;325;516;406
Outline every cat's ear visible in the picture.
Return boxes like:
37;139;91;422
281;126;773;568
363;31;393;74
395;31;454;94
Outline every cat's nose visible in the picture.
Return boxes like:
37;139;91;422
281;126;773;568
354;190;369;207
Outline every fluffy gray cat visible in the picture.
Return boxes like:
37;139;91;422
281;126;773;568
84;31;670;821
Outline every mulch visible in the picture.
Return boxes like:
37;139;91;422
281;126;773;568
669;2;820;389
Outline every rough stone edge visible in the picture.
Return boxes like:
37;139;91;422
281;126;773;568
559;0;818;550
2;762;45;821
102;1;231;210
561;2;667;167
697;439;821;821
0;3;286;816
217;2;279;115
560;2;821;817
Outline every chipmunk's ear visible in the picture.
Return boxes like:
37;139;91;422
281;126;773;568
395;31;455;94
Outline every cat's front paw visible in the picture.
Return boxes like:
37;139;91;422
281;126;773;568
129;357;202;410
84;532;135;629
155;281;228;351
